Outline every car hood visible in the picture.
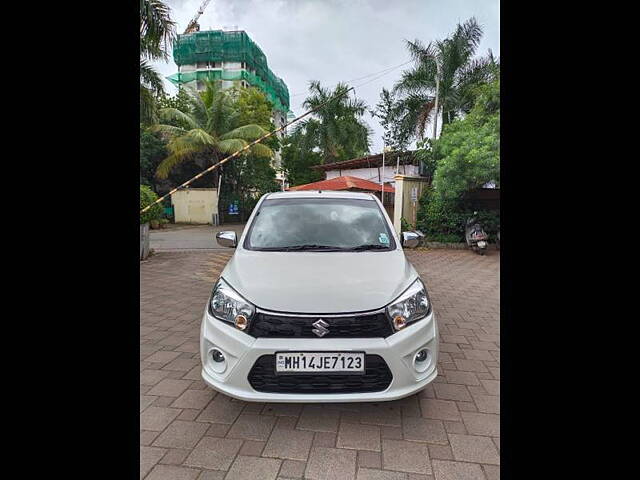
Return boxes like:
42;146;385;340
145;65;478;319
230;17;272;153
220;249;418;314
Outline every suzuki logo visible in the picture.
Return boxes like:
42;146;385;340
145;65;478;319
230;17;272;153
312;319;329;337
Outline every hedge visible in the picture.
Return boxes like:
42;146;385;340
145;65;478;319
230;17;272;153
415;187;499;243
140;185;163;225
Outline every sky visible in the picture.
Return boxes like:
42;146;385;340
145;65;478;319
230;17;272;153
153;0;500;153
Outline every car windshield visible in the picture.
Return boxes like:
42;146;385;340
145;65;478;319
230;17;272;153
244;197;396;251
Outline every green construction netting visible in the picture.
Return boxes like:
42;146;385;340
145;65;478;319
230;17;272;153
167;70;288;113
170;30;289;112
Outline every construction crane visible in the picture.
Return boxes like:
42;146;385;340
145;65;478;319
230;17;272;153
184;0;212;34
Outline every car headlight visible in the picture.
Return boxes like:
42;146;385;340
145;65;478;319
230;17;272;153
208;278;255;331
386;279;431;331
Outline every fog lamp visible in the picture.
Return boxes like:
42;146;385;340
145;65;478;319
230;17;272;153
415;349;428;362
234;314;248;330
211;349;225;363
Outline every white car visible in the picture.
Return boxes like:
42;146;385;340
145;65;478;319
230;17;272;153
200;190;438;402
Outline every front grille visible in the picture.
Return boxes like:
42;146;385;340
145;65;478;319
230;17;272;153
248;311;393;338
248;354;393;394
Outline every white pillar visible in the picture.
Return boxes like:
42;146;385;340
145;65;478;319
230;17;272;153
393;175;405;234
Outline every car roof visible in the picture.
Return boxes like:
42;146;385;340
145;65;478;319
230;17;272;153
266;190;377;200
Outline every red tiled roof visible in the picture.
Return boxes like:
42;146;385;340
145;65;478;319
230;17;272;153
288;175;395;193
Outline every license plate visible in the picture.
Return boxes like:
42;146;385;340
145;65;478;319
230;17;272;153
275;352;365;373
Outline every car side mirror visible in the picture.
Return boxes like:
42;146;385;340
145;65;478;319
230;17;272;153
216;231;237;248
402;231;422;248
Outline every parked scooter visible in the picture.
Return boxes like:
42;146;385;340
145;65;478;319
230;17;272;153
465;212;489;255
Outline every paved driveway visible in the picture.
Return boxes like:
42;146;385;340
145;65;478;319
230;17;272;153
150;224;247;251
140;249;499;480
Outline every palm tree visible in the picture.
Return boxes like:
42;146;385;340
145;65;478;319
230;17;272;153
393;17;498;140
152;82;274;179
140;0;176;124
301;81;371;164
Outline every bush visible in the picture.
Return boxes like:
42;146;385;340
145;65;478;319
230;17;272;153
416;187;499;242
140;185;163;225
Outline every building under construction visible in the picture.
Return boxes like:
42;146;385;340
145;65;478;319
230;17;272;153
167;29;290;131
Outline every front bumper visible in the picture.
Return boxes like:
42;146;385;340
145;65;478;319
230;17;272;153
200;309;439;403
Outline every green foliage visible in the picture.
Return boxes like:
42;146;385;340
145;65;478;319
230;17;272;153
140;185;163;224
401;217;414;233
371;88;411;151
151;82;274;179
432;78;500;201
140;0;176;124
392;17;498;141
299;82;371;164
281;129;324;187
140;126;168;189
416;187;499;242
157;88;193;117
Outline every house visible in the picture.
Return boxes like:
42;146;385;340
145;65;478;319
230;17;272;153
308;151;421;220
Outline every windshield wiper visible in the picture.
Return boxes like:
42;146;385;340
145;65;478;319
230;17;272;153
284;244;343;251
347;244;390;251
256;244;344;251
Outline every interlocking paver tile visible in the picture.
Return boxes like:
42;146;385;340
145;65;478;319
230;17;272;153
337;422;381;451
420;399;461;421
226;413;277;441
141;446;167;478
263;427;314;461
184;436;242;470
153;420;209;449
305;446;357;480
196;472;225;480
402;416;448;444
356;468;408;480
472;394;500;414
480;379;500;396
262;403;303;416
145;350;182;364
297;406;340;432
460;411;500;437
141;406;181;432
147;379;192;397
146;464;201;480
279;459;306;478
431;460;485;480
141;369;171;386
196;394;244;424
159;447;191;465
359;404;402;426
448;434;500;465
225;455;281;480
381;439;431;474
428;444;454;460
141;395;156;413
357;451;382;469
239;439;266;456
483;465;500;480
171;389;215;409
434;384;473;402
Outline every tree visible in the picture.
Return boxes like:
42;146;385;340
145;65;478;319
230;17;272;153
300;81;371;164
140;0;176;124
431;78;500;201
140;126;168;190
151;81;274;180
393;17;498;141
281;128;324;187
371;88;412;151
218;86;280;217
